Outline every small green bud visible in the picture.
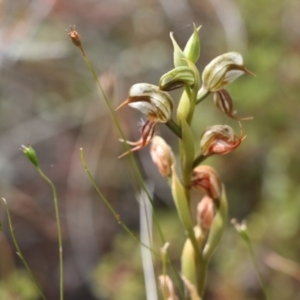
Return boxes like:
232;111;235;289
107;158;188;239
183;24;201;64
159;66;195;91
116;83;174;123
21;145;39;167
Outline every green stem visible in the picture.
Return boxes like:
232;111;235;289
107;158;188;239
80;148;156;254
200;185;228;296
243;232;270;300
166;119;182;138
197;261;208;296
1;198;47;300
36;168;63;300
203;186;228;261
79;44;167;246
196;89;210;105
192;154;206;168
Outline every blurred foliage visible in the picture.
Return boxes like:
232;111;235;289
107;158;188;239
0;0;300;299
0;271;39;300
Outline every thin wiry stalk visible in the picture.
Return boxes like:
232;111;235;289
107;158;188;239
1;198;47;300
75;37;169;246
80;148;156;254
36;168;64;300
246;235;270;300
80;148;184;297
232;220;270;300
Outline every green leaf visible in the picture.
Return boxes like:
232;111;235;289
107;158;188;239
170;32;187;67
203;184;228;261
181;238;197;285
177;113;195;186
171;166;193;233
184;24;202;64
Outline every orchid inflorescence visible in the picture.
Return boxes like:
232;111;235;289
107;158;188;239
116;25;253;298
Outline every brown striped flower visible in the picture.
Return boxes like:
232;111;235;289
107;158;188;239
200;124;245;156
200;52;253;93
116;83;173;123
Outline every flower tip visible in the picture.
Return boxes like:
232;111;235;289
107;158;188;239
117;151;130;159
234;115;254;121
115;99;129;111
244;67;256;77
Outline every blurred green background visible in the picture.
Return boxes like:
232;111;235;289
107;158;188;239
0;0;300;299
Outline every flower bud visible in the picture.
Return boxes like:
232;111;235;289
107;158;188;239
116;83;173;123
191;166;222;200
183;24;201;64
170;25;201;68
197;195;215;230
158;275;178;300
118;120;156;158
201;52;253;92
21;145;39;167
150;136;175;177
200;124;244;156
159;66;195;91
214;89;253;120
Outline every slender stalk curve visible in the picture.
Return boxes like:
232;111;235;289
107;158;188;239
2;198;47;300
245;234;270;300
196;89;210;104
77;42;169;246
192;154;206;168
80;148;156;254
166;119;182;138
36;168;64;300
